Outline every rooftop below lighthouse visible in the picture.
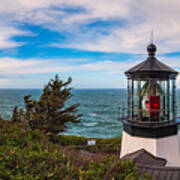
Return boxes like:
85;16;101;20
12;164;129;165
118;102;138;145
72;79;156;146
121;149;180;180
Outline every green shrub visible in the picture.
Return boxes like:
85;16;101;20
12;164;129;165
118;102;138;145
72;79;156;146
0;120;149;180
53;135;121;154
52;135;88;145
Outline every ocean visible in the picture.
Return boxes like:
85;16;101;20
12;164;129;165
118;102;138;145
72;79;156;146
1;89;180;138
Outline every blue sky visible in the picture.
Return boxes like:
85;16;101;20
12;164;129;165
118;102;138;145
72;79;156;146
0;0;180;88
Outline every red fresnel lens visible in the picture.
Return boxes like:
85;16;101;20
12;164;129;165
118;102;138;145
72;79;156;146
145;96;160;118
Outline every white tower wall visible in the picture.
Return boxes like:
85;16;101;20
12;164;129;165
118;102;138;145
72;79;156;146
120;131;180;167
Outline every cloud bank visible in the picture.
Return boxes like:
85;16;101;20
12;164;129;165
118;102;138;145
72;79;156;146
0;0;180;88
1;0;180;53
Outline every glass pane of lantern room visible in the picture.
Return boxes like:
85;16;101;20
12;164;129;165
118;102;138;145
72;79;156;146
140;80;149;121
176;88;180;117
140;79;162;121
163;80;168;121
161;80;168;121
128;79;132;120
169;79;176;121
156;80;166;121
133;80;138;120
169;80;173;121
137;80;142;121
150;79;163;121
173;79;176;120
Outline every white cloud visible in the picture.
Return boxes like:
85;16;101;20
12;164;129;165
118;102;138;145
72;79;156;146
1;0;180;88
0;58;72;75
0;58;126;75
0;0;53;13
0;57;134;88
0;55;179;76
0;0;144;50
0;55;179;88
76;60;138;73
48;0;180;54
1;0;180;53
0;25;32;49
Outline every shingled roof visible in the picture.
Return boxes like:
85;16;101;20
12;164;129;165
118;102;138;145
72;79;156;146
121;149;167;166
126;57;177;74
125;43;178;79
121;149;180;180
138;164;180;180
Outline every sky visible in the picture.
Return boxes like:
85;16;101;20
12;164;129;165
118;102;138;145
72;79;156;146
0;0;180;88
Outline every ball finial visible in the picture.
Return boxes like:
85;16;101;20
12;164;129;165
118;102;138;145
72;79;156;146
147;43;156;57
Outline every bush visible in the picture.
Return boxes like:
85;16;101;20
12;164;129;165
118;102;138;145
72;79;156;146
0;120;149;179
53;135;121;154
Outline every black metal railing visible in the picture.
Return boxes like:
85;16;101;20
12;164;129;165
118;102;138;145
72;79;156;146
117;106;180;125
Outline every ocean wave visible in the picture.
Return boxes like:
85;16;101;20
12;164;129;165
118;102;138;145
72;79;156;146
97;104;110;107
83;122;98;127
88;113;97;117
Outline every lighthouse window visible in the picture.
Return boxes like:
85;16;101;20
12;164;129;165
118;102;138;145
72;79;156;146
140;79;163;121
127;78;176;122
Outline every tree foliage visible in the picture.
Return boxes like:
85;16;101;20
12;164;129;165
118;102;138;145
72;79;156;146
12;75;81;135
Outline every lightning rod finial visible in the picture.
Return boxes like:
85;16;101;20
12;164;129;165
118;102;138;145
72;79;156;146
151;29;154;44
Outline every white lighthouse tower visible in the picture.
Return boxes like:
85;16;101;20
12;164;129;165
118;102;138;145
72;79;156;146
120;43;180;167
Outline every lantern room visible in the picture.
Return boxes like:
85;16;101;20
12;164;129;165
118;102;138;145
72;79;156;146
125;43;178;123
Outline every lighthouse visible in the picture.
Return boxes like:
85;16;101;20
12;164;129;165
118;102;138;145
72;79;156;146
120;43;180;167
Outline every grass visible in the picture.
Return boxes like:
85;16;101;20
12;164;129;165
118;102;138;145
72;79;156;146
53;135;121;154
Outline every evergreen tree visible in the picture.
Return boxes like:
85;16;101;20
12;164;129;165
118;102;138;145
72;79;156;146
12;106;19;122
12;75;81;135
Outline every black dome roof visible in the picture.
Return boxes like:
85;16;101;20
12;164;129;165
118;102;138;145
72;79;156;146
125;43;178;79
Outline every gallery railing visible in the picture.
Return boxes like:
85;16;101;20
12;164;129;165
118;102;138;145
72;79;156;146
117;106;180;127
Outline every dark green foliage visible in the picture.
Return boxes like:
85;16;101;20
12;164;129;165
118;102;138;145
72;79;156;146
52;135;88;145
12;75;81;135
78;157;149;180
53;135;121;154
11;106;18;122
0;120;150;180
